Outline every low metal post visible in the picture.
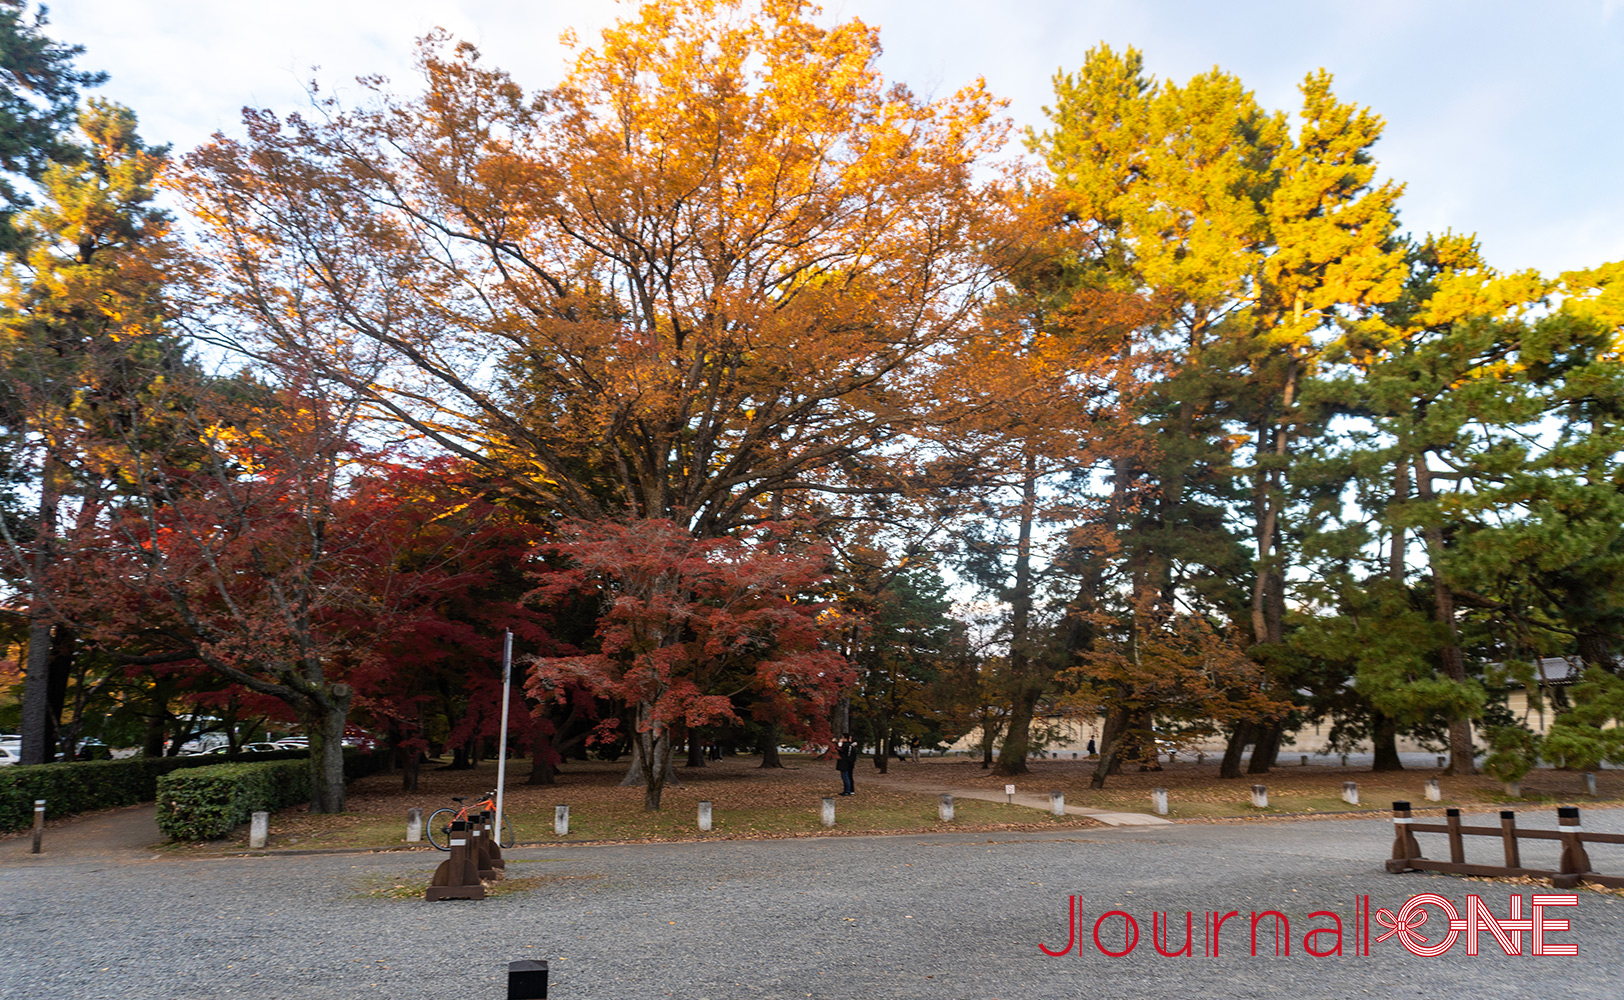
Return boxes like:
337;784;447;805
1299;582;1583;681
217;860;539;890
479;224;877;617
939;794;954;822
1342;782;1359;806
1250;784;1268;809
1050;791;1064;816
698;801;712;833
406;807;423;843
1424;779;1441;802
1151;788;1168;816
508;959;549;999
821;797;836;828
554;804;569;837
30;800;44;854
250;810;269;849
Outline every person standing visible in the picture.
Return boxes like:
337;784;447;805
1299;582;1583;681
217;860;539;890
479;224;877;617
836;734;857;795
908;735;920;763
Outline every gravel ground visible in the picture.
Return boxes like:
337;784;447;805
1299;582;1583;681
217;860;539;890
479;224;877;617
3;808;1623;999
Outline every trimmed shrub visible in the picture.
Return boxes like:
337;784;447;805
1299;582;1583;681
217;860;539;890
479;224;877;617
0;749;307;834
155;749;390;840
156;760;310;840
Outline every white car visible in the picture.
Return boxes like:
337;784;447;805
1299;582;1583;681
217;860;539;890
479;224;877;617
0;743;18;766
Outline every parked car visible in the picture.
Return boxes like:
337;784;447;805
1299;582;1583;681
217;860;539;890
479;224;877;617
0;743;18;766
241;742;284;754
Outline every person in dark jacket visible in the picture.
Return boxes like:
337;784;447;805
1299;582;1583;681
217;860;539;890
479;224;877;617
836;734;857;795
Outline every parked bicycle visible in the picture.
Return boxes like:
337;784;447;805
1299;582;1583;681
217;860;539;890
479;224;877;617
427;791;515;851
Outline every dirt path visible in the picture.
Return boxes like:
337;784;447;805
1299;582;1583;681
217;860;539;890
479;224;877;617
862;764;1172;826
1;803;165;863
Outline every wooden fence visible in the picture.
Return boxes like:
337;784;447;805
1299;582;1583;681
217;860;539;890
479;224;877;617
1386;802;1624;889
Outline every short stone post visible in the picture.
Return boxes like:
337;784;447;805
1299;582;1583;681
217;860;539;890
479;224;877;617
554;804;570;836
1250;784;1268;809
1341;782;1359;806
250;810;269;849
1151;788;1168;816
1004;783;1015;805
1437;755;1447;768
406;807;423;843
1050;791;1065;816
1504;780;1521;798
1300;754;1308;766
1582;773;1597;796
821;796;836;828
30;800;45;854
1424;779;1441;802
1196;752;1205;764
698;801;713;832
939;794;954;822
1340;753;1348;767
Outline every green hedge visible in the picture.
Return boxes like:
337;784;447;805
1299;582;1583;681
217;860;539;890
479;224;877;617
155;760;311;840
154;750;390;840
0;749;308;834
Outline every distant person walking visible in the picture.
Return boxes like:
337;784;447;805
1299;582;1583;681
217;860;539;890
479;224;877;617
909;736;921;762
836;734;858;795
1086;738;1096;756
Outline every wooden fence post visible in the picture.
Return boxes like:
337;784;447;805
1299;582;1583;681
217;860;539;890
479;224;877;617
1499;810;1521;869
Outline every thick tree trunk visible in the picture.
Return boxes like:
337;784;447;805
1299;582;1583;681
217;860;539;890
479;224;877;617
1089;706;1129;789
1371;711;1403;771
1220;721;1254;779
994;451;1043;777
759;723;783;768
302;683;352;814
1247;720;1283;774
1415;456;1477;775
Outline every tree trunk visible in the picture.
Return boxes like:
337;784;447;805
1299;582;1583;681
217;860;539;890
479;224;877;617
1371;711;1403;771
1220;721;1254;779
1247;720;1282;774
994;450;1042;777
686;735;706;768
759;723;783;768
19;461;60;766
1089;706;1129;789
1415;455;1477;775
302;683;352;814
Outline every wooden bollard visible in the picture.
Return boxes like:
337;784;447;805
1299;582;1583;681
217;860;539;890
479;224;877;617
1342;782;1359;806
821;797;836;828
1556;806;1592;888
426;821;486;900
1151;788;1168;815
250;811;269;849
30;800;44;854
554;804;569;836
508;959;549;999
1050;791;1065;816
1250;784;1268;808
1385;801;1422;872
939;794;954;822
1499;810;1521;869
482;810;505;872
470;815;497;880
698;801;712;832
1424;779;1441;802
406;807;423;843
1445;808;1465;863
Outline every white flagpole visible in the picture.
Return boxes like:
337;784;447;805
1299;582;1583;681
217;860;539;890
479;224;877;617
494;629;513;843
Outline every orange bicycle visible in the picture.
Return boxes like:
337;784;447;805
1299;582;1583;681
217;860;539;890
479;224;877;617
427;791;515;850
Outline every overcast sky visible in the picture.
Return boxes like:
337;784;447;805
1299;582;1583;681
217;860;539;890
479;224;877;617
43;0;1624;277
